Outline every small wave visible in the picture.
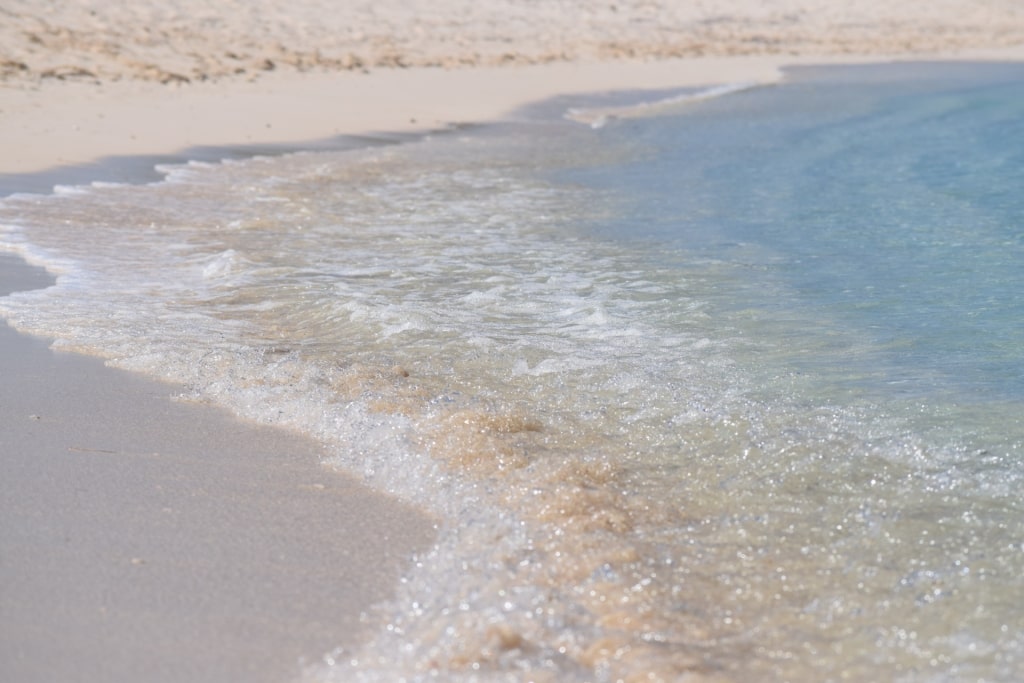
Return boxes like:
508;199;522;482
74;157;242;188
51;184;92;196
565;82;761;129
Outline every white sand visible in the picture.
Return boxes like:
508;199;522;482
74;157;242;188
3;0;1024;83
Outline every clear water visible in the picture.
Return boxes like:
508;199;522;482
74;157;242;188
2;62;1023;682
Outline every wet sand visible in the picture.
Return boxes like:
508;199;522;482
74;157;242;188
0;251;437;683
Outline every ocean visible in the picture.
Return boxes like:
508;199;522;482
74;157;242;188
2;61;1022;682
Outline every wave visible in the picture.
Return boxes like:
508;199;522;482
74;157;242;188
565;81;763;128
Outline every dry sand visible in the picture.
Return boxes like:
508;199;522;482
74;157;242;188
2;2;1023;682
3;0;1024;84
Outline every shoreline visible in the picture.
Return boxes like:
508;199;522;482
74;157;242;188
3;47;1023;178
0;258;437;683
2;46;1024;682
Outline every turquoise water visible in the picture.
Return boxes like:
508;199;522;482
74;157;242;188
577;63;1024;406
1;62;1023;681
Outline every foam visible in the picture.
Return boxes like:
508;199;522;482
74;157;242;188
565;82;762;128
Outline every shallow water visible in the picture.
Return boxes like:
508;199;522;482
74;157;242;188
2;62;1023;682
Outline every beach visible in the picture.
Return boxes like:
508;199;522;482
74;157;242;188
0;256;435;683
3;3;1024;682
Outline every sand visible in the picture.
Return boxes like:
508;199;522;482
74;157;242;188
3;0;1023;83
2;1;1023;681
0;252;437;683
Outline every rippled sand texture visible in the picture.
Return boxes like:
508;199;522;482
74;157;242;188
3;0;1024;85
